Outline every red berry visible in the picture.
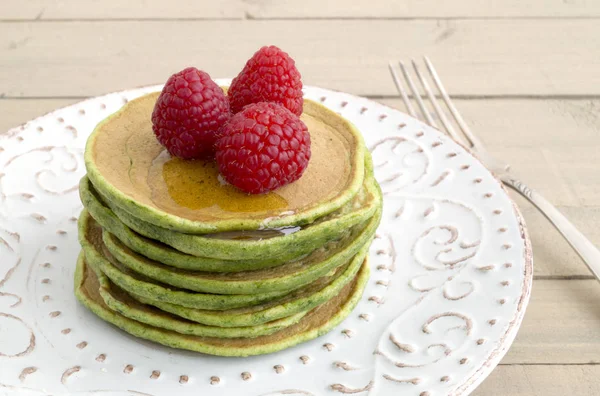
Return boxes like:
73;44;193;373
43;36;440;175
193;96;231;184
216;102;311;194
228;46;303;116
151;67;230;159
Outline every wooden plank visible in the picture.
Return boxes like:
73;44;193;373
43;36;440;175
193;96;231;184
0;98;77;131
245;0;600;19
0;1;244;20
480;146;583;207
550;146;600;207
1;20;600;97
475;365;600;395
502;279;600;364
3;0;600;20
474;145;600;210
378;99;600;149
516;205;597;278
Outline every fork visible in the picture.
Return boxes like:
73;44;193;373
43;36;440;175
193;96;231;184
389;58;600;281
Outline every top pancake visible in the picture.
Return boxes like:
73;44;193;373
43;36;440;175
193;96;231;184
85;92;366;234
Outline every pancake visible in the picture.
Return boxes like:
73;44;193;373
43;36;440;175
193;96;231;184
84;92;366;234
75;253;370;357
100;207;379;294
94;265;309;338
79;212;292;310
132;243;368;328
84;171;379;261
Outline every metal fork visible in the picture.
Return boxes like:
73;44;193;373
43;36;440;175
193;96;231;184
389;58;600;281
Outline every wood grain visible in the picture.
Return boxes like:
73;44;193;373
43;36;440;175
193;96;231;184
0;0;242;20
517;205;596;278
0;99;77;133
503;279;600;364
1;20;600;97
378;99;600;149
242;0;600;19
475;365;600;396
0;99;76;130
3;0;600;20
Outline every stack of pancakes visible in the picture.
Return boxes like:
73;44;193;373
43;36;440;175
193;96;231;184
76;93;383;356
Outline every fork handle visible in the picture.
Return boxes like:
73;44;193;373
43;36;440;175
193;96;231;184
501;175;600;281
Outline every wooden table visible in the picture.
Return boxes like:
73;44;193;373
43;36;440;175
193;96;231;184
1;1;599;394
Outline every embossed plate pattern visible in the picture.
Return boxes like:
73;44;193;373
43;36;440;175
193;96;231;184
0;82;532;396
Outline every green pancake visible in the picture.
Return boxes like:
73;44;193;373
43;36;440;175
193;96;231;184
100;205;379;294
88;171;379;261
75;253;370;357
79;212;293;310
132;242;369;327
93;263;309;338
84;92;366;234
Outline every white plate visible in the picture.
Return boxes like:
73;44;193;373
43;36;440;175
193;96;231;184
0;82;532;396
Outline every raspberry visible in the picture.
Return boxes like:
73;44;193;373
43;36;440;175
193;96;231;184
228;46;303;116
151;67;230;159
215;102;311;194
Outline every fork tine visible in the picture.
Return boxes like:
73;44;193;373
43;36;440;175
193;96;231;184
424;57;484;149
388;62;417;118
398;61;436;127
411;59;464;143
